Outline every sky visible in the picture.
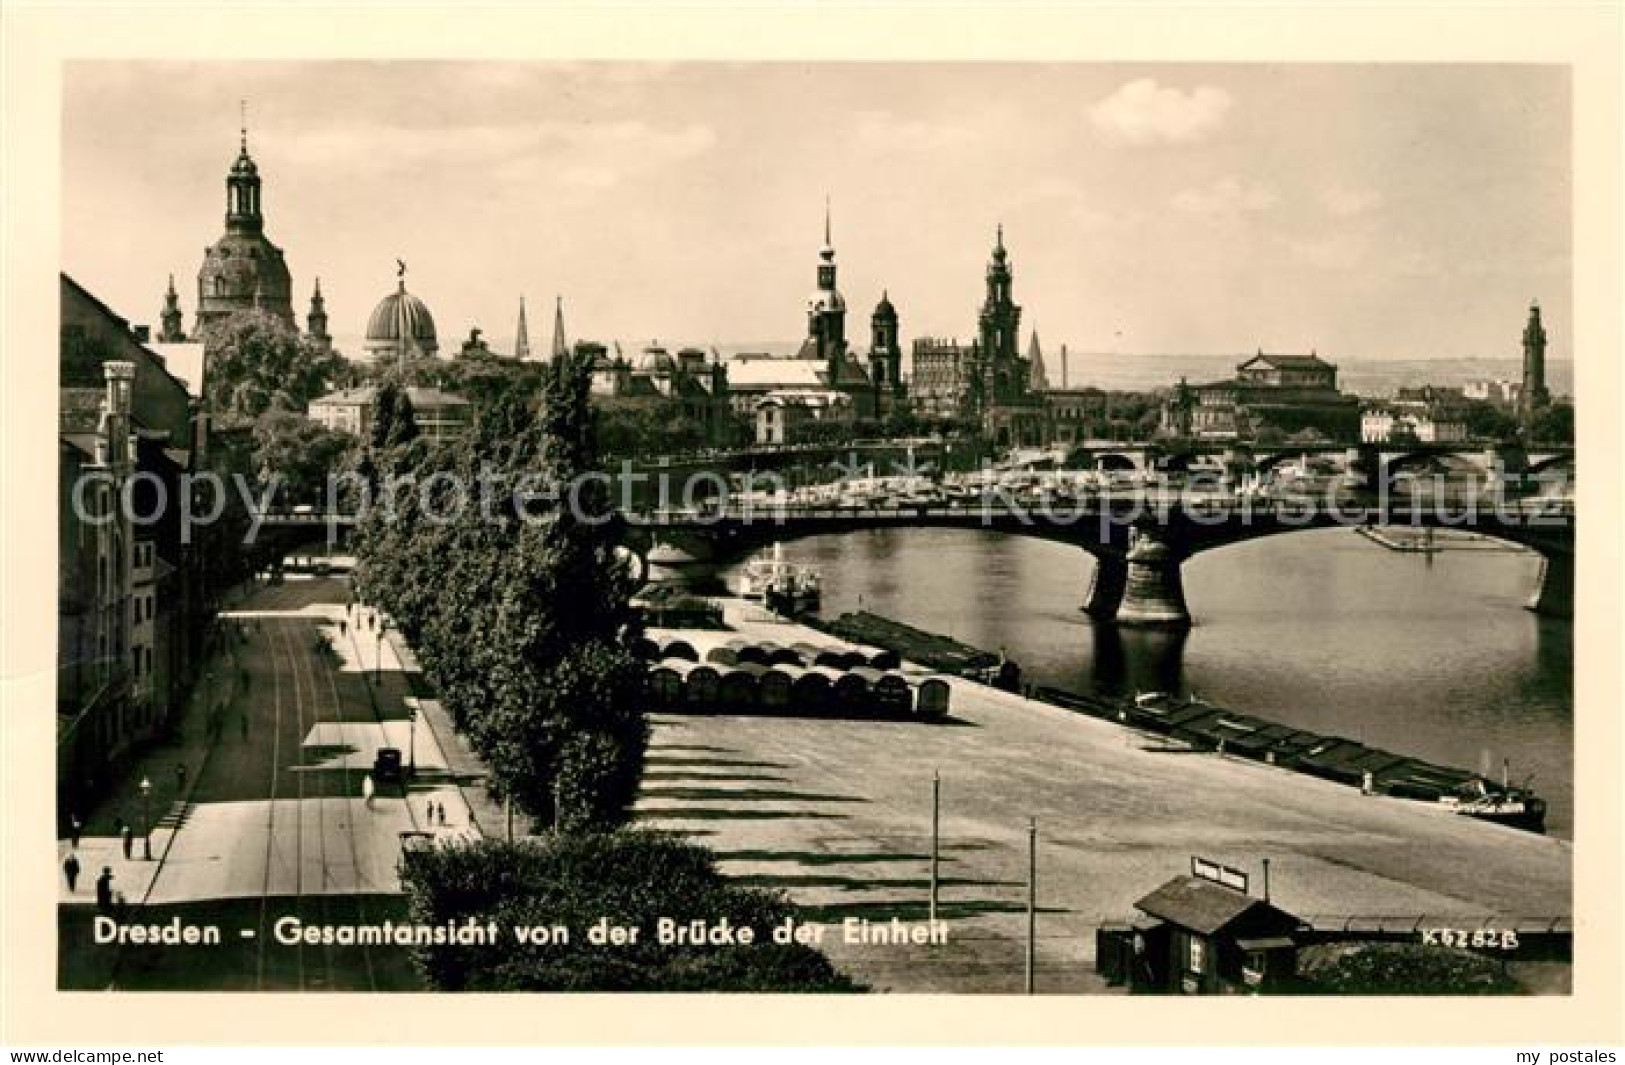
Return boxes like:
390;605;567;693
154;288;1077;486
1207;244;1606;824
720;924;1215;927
62;61;1570;364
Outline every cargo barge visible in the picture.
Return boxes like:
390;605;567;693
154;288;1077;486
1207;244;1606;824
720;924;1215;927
813;611;1022;691
1038;686;1547;834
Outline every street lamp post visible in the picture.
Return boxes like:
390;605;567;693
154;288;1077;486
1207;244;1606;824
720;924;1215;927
139;776;152;860
374;621;386;683
408;706;417;778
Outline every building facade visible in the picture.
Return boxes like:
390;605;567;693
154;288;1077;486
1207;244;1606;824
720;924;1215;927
585;342;733;446
59;275;203;817
909;337;977;421
1166;351;1360;443
308;384;471;442
1360;385;1470;444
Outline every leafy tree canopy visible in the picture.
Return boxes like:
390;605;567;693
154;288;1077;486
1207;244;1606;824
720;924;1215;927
203;310;342;419
399;832;860;992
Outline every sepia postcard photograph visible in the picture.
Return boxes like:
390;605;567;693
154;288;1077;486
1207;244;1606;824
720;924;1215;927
2;1;1621;1051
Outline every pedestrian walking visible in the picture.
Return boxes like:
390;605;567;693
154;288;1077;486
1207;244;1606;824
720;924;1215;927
95;867;114;913
339;620;348;638
121;822;134;860
362;774;375;809
175;762;187;792
438;803;447;827
68;814;82;848
63;852;81;893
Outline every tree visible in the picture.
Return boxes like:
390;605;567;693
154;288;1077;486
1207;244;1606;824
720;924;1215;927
250;410;353;506
1528;402;1573;445
1461;400;1519;443
370;380;420;452
1299;943;1521;995
202;309;342;419
397;832;859;992
354;346;647;828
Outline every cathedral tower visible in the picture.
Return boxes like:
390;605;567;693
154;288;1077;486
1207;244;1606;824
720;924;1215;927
195;118;295;334
977;224;1023;407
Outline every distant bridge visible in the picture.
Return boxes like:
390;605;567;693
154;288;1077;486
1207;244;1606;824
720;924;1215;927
253;439;1575;627
622;493;1574;626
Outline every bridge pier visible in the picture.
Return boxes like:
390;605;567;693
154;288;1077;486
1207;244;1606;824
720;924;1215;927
1114;526;1192;628
1083;552;1127;620
1526;552;1574;619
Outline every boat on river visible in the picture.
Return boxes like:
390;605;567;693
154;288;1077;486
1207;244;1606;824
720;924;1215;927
738;543;821;616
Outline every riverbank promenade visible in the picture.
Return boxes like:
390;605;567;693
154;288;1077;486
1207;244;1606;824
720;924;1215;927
633;601;1573;993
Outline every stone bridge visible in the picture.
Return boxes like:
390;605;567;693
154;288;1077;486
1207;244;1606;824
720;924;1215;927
624;493;1575;627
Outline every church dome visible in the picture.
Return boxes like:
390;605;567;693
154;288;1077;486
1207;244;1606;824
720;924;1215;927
231;149;259;177
364;279;439;358
873;290;896;317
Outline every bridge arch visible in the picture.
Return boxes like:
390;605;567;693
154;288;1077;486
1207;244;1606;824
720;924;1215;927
1093;452;1139;473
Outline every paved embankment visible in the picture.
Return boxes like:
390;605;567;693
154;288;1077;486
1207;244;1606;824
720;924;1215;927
633;601;1572;993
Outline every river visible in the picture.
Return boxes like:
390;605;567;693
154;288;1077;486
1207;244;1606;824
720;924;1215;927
696;526;1573;838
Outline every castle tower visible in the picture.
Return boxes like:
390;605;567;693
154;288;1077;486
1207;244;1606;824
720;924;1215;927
869;290;903;417
805;200;848;376
195;114;295;334
158;274;186;342
515;296;532;361
1520;300;1549;422
306;278;331;352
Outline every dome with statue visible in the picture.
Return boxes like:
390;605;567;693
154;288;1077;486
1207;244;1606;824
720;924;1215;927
364;268;439;361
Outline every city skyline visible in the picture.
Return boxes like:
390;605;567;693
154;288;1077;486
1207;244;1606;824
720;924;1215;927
64;61;1570;363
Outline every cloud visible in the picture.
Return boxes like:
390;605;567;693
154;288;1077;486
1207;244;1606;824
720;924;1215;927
1089;78;1232;146
1171;177;1276;218
1321;186;1382;218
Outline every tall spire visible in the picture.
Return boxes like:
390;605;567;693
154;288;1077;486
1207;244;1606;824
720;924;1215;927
515;296;532;361
240;99;248;153
824;195;832;249
1027;329;1049;391
551;295;568;360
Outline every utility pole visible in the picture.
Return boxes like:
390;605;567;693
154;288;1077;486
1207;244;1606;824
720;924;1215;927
929;770;940;924
1026;817;1037;995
